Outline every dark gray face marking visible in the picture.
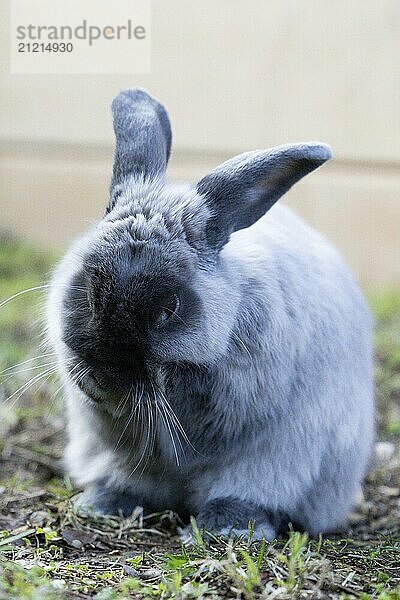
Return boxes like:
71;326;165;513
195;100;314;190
61;236;202;402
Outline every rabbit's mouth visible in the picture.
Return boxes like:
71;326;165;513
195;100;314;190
68;354;148;416
72;362;129;410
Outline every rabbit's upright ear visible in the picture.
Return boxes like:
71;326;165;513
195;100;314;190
110;88;172;190
197;143;332;251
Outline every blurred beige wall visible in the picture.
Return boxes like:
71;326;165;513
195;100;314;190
0;0;399;288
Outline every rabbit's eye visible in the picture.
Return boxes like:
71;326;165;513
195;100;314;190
156;293;180;326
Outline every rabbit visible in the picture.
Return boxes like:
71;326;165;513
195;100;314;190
46;88;374;540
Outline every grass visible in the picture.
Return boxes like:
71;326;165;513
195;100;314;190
0;233;399;599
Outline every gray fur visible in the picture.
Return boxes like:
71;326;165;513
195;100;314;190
110;88;172;191
46;88;374;540
197;143;331;250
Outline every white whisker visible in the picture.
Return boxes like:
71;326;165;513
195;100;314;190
0;285;50;309
0;361;60;385
230;330;252;359
2;366;58;407
0;353;56;376
128;395;153;478
0;282;87;310
156;386;200;455
157;393;181;466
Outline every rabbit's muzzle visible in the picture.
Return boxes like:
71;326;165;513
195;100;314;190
71;350;152;411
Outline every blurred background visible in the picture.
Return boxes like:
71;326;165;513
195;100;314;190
0;0;399;289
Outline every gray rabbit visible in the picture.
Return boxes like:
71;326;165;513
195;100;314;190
47;88;374;539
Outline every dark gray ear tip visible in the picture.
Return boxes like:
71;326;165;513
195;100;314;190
111;87;172;161
269;142;332;167
303;142;333;162
111;87;156;113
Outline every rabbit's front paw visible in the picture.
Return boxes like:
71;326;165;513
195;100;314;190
73;480;147;518
188;497;282;541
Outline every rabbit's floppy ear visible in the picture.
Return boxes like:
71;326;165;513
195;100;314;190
197;142;332;251
110;88;172;189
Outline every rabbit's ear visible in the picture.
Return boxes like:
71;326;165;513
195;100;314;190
110;88;172;189
197;143;332;251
